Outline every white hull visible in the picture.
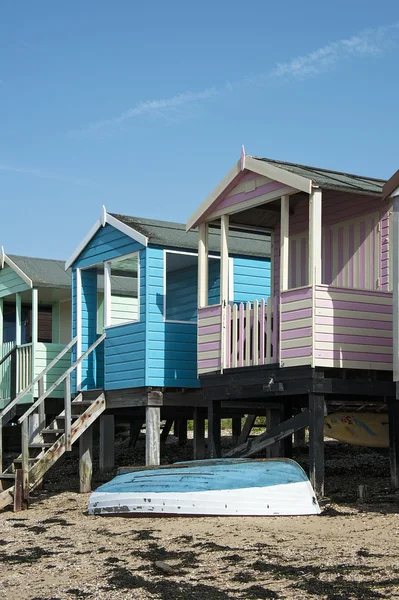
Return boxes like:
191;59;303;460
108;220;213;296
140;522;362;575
88;481;320;516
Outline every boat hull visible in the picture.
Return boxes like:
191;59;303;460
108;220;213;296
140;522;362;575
88;459;320;517
324;413;389;448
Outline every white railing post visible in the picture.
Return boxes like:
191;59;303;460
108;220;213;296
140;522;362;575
259;299;265;365
266;298;273;363
239;303;244;367
245;302;251;366
225;304;231;369
64;373;71;451
232;304;238;368
253;300;259;366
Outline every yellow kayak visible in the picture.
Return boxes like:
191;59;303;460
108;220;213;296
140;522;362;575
324;413;389;448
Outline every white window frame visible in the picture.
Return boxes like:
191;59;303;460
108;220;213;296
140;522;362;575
104;250;141;330
163;249;233;325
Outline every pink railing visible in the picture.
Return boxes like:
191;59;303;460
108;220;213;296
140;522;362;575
225;297;278;368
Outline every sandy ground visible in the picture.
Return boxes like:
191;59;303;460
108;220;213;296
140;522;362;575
1;431;399;600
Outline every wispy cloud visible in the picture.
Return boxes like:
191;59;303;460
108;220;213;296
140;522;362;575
68;87;218;138
69;23;398;138
0;164;97;188
270;24;398;80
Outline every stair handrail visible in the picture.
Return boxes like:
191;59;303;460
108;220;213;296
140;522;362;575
18;333;106;425
0;336;78;420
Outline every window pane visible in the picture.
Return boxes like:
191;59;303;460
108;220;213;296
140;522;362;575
110;254;139;325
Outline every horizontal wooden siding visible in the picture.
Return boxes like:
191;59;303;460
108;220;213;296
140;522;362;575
280;287;313;367
198;304;222;375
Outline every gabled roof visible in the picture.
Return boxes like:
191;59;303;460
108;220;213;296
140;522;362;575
382;169;399;201
8;255;71;289
186;151;386;231
255;158;385;196
110;214;270;258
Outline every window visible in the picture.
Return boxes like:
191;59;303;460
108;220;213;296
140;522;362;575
104;253;139;327
164;251;221;323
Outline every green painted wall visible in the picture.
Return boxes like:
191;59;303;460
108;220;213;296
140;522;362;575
0;265;29;299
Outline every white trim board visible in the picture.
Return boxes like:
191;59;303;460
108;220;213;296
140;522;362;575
186;153;312;231
0;249;33;288
65;209;148;270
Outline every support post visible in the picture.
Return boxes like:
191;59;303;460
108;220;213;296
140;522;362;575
282;401;293;459
146;406;161;466
388;396;399;490
15;292;22;346
38;377;45;433
99;414;115;474
198;223;209;308
177;419;188;447
308;393;325;498
220;215;229;305
21;419;29;506
293;427;306;449
232;417;242;444
266;409;280;458
64;374;71;451
238;414;256;444
28;413;40;443
208;400;221;458
79;426;93;493
31;288;38;394
392;195;399;382
193;407;206;460
128;419;143;448
104;261;112;328
308;188;322;286
280;195;289;292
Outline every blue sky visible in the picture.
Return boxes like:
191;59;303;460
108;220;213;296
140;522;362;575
1;1;399;259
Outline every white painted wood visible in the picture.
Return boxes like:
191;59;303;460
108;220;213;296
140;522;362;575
15;293;22;346
232;304;238;368
65;219;102;270
146;406;160;466
186;159;241;231
31;288;38;389
391;196;399;380
309;188;322;286
315;289;393;305
106;213;148;247
64;373;71;451
245;302;251;366
253;300;259;366
220;215;229;304
281;317;313;330
104;261;112;328
315;307;392;321
244;156;312;194
198;223;209;308
266;298;272;363
208;186;296;221
280;195;289;292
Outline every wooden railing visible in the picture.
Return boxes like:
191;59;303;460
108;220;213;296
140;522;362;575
225;297;277;368
0;342;15;402
17;344;32;393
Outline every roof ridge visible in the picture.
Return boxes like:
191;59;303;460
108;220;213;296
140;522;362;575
9;254;66;263
254;156;387;184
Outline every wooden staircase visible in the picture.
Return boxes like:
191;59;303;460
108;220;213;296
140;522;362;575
0;334;106;511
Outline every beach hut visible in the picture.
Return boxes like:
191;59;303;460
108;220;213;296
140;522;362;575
0;211;270;510
186;149;396;497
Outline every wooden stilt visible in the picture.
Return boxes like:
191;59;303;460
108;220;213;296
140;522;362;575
308;393;325;498
232;417;241;444
282;402;293;459
99;414;114;474
238;414;256;445
266;409;280;458
79;426;93;493
193;408;206;460
128;419;143;448
293;427;306;449
13;469;23;512
388;395;399;490
178;419;188;447
208;400;221;458
145;406;160;466
160;419;173;443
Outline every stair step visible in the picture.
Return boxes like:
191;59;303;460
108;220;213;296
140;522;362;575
57;414;79;421
14;457;38;464
42;429;64;435
29;443;53;449
71;400;93;406
0;473;16;480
